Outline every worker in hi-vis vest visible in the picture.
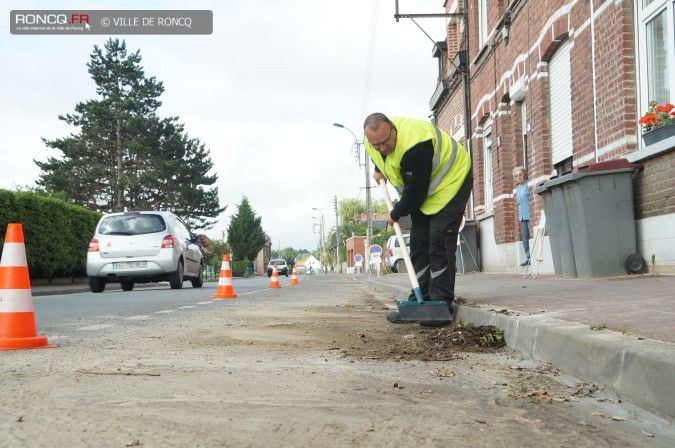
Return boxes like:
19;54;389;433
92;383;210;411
363;113;473;325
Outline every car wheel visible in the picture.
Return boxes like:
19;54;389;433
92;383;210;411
395;260;407;273
169;260;184;289
88;276;106;293
120;279;134;292
191;265;204;288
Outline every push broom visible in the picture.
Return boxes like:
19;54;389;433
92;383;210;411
378;179;454;322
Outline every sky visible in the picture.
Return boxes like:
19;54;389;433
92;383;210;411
1;0;448;251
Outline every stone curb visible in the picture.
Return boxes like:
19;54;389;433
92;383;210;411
366;279;675;423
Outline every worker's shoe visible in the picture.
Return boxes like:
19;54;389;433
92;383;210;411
419;302;456;327
520;259;530;267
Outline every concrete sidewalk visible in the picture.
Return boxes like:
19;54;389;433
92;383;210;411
364;272;675;423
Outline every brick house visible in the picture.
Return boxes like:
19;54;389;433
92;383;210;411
345;235;366;271
429;0;674;274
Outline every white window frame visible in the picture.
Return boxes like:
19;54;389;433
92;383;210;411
637;0;675;113
483;121;494;212
478;0;488;49
520;100;528;166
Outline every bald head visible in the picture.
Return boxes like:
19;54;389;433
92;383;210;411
363;113;392;132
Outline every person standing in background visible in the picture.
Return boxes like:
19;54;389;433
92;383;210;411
513;166;530;266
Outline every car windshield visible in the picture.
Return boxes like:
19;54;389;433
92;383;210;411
99;214;166;236
269;259;286;266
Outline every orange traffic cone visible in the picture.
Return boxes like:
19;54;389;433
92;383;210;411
289;265;300;285
268;263;282;289
212;254;238;299
0;224;56;350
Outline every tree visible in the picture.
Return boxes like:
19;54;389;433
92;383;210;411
35;38;225;229
227;196;266;261
338;198;366;227
338;198;388;227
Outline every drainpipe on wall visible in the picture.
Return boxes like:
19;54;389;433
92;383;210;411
463;0;474;221
590;0;600;163
526;0;534;172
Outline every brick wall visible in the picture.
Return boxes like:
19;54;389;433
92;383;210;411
634;151;675;219
438;0;673;264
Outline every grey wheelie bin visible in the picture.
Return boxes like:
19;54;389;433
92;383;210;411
534;178;577;278
563;159;642;277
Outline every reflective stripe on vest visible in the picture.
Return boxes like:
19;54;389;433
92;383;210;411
428;125;458;195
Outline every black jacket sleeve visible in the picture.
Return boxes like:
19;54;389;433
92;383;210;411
390;140;433;221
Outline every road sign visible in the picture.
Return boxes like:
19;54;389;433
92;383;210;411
354;254;363;263
369;244;382;256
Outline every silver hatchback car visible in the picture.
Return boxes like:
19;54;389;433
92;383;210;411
86;211;205;293
385;233;410;273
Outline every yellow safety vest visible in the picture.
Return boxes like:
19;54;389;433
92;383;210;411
365;117;471;215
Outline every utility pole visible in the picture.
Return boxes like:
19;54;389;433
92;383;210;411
364;141;372;273
334;195;341;273
312;207;324;251
333;123;372;273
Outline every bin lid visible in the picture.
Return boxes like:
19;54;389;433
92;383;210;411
572;158;642;174
534;158;642;194
533;184;550;195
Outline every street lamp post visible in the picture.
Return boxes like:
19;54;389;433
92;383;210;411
333;123;372;273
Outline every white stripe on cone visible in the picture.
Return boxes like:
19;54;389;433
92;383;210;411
0;242;28;266
0;289;35;313
220;260;231;271
218;277;233;286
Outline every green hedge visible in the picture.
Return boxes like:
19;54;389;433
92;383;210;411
231;260;254;278
0;190;102;280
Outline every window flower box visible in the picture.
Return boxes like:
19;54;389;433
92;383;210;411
639;101;675;146
642;123;675;146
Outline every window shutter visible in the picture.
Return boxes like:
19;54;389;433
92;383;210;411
549;40;573;165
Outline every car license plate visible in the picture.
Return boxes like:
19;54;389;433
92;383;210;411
114;261;147;270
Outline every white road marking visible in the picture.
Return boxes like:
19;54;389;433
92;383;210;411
74;301;208;331
77;324;115;331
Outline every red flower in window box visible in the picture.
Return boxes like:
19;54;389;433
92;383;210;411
639;101;675;132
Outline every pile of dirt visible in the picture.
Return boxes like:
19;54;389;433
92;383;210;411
340;322;506;362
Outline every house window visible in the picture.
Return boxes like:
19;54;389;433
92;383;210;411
479;0;488;48
638;0;674;108
483;122;494;212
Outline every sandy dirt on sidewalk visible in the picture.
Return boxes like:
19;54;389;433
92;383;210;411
0;278;667;447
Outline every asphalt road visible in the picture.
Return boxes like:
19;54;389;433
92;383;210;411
32;276;295;338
